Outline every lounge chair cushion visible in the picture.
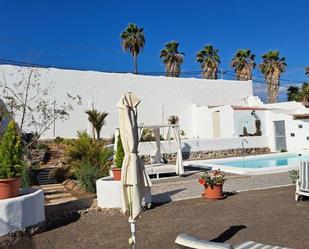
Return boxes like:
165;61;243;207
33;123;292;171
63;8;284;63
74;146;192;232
234;240;291;249
175;234;234;249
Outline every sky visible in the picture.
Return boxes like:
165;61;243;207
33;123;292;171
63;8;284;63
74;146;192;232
0;0;309;101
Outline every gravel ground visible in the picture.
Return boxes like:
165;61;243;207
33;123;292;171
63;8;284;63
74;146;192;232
2;186;308;249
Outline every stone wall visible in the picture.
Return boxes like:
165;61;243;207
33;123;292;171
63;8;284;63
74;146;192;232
141;147;270;165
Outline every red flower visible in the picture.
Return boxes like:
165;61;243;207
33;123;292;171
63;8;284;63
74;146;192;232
198;178;206;185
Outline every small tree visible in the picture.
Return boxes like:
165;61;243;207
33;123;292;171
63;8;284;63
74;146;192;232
0;67;81;147
114;134;124;168
85;109;108;140
0;121;24;179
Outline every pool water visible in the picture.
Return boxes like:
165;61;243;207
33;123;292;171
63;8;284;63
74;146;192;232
215;154;309;168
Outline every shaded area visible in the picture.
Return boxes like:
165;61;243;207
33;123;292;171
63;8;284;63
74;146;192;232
210;225;247;243
151;188;186;204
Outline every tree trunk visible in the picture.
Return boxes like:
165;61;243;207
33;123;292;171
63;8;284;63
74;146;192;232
133;52;138;74
20;70;33;132
267;75;279;103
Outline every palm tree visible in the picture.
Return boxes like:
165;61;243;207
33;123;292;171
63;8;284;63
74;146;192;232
287;86;300;101
287;83;309;102
305;66;309;77
160;41;184;77
230;49;256;80
196;45;220;79
258;50;287;103
85;109;108;140
120;23;145;74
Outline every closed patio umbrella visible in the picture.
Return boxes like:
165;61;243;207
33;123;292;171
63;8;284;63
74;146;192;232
173;126;184;175
117;92;152;249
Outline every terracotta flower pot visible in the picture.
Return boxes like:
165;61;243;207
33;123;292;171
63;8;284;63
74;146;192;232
203;183;225;200
112;168;122;181
0;177;21;199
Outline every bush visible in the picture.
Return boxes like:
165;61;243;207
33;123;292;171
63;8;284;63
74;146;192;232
0;121;24;179
64;131;113;192
55;136;64;144
36;143;50;151
114;134;124;168
75;160;104;193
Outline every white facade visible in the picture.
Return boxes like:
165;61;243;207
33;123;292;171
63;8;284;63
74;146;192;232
0;65;253;139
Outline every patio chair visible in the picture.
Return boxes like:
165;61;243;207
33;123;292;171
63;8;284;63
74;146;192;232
175;234;291;249
295;161;309;201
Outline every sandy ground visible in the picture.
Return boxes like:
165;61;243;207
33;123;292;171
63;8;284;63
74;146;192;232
2;186;308;249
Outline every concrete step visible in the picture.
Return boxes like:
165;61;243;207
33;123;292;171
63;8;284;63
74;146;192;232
44;189;67;195
45;196;77;205
45;192;72;199
40;183;63;188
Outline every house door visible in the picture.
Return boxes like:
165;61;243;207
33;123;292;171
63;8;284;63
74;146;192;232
274;121;287;151
212;111;221;137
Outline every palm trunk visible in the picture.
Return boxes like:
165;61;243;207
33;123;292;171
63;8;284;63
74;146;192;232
133;52;138;74
267;75;279;103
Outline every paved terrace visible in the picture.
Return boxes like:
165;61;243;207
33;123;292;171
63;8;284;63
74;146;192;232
151;171;292;203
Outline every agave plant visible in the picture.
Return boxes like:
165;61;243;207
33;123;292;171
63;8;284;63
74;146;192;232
196;45;220;79
120;23;145;74
230;49;256;80
85;109;108;140
160;41;184;77
258;50;287;103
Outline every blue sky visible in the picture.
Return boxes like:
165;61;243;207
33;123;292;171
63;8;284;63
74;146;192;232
1;0;309;101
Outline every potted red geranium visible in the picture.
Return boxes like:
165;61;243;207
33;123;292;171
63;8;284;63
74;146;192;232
198;169;226;200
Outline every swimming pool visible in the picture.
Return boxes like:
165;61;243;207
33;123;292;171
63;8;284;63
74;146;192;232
186;153;307;175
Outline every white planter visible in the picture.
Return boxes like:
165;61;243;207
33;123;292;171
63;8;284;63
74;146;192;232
96;176;152;209
0;188;45;236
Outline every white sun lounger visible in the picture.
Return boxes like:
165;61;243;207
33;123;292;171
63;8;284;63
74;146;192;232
295;161;309;201
175;234;291;249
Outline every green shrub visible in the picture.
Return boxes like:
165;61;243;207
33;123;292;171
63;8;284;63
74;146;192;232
75;160;104;193
65;131;113;192
114;134;124;168
55;136;64;144
0;121;24;179
36;143;49;151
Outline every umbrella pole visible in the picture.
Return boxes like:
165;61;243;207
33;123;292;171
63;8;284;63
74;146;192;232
128;186;136;249
129;217;136;249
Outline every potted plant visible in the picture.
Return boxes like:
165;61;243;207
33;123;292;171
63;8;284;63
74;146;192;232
112;134;124;181
198;169;226;200
0;121;24;199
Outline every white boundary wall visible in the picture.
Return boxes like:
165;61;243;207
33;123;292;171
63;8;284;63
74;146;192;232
0;65;253;139
138;136;269;155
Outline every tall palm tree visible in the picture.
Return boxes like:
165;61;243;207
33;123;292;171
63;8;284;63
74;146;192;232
196;45;220;79
160;41;184;77
230;49;256;80
120;23;145;74
85;109;108;140
258;50;287;103
305;66;309;77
